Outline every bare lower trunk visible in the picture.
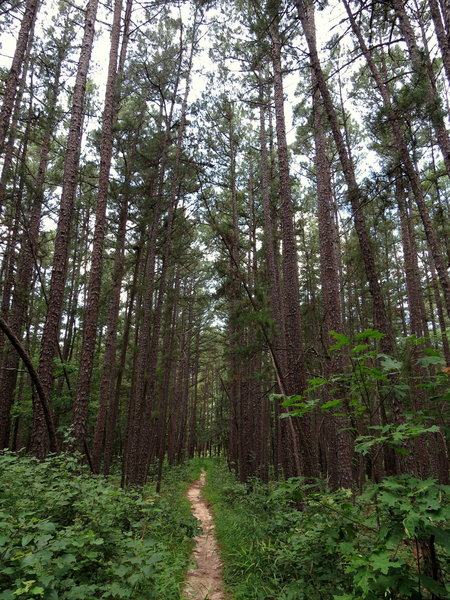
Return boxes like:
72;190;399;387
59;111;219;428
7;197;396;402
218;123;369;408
91;191;129;473
312;74;354;489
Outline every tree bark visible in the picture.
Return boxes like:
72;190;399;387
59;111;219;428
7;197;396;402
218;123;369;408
0;0;40;159
271;23;317;478
30;0;99;457
91;190;129;473
312;71;354;489
73;0;126;453
0;56;62;449
296;0;395;353
0;316;56;452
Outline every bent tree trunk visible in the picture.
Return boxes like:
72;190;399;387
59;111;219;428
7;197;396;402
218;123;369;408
0;317;56;452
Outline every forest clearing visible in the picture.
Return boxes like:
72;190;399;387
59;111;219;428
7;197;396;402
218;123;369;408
1;0;450;597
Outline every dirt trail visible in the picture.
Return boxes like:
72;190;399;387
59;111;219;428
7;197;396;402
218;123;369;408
183;470;224;600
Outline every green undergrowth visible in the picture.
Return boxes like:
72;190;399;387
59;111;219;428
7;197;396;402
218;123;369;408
202;458;450;600
0;452;202;600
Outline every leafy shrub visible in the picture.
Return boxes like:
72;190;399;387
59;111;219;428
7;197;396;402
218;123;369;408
204;460;450;600
0;452;199;600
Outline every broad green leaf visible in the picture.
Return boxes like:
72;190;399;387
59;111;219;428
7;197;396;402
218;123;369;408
418;355;445;368
351;344;370;354
378;354;403;370
403;513;421;536
281;395;304;406
280;412;293;419
355;329;385;340
329;331;351;351
321;399;341;410
30;587;44;595
370;552;401;574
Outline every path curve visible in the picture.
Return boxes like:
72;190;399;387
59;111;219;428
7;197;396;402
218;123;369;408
183;470;224;600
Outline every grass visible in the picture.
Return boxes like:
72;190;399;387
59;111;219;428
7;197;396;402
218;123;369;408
202;458;280;600
200;458;450;600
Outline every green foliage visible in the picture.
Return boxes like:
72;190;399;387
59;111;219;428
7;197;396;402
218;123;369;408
354;423;441;456
280;332;449;457
0;453;200;600
203;459;450;600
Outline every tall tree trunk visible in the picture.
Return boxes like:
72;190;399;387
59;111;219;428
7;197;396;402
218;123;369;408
396;179;429;339
91;190;129;473
0;19;35;210
105;245;140;476
271;24;317;478
429;0;450;85
30;0;99;457
125;16;198;485
0;0;40;159
343;0;450;321
312;75;354;489
0;57;62;449
296;0;394;352
390;0;450;177
123;214;161;485
73;0;127;453
224;101;247;482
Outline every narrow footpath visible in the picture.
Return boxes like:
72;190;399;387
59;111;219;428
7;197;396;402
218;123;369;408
183;470;225;600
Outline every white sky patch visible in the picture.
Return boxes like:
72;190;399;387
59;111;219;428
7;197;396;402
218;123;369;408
2;0;445;233
1;0;343;137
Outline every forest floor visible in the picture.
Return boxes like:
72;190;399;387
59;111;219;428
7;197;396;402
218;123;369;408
183;470;225;600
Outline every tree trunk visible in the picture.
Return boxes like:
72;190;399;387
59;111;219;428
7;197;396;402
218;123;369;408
312;72;354;489
297;0;395;353
0;316;56;452
0;57;62;449
30;0;99;457
73;0;126;453
91;190;129;473
124;16;198;485
429;0;450;86
271;24;317;478
344;0;450;332
0;18;35;210
391;0;450;177
0;0;40;158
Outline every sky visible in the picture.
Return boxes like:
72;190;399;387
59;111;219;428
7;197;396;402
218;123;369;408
0;0;344;127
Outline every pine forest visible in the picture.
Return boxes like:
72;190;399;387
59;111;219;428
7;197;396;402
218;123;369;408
0;0;450;598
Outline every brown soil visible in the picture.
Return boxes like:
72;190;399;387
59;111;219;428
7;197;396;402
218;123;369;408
183;470;225;600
